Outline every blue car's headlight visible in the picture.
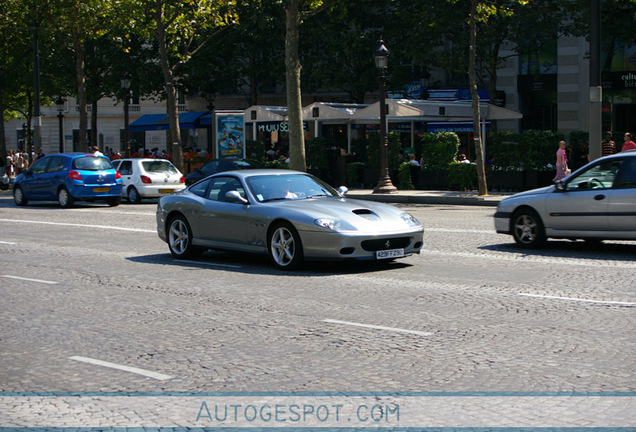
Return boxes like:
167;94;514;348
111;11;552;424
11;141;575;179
314;218;357;232
400;212;421;227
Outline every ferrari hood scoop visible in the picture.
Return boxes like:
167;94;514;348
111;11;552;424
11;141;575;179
352;208;381;221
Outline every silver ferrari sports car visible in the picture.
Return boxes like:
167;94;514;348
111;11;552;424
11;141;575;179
156;169;424;269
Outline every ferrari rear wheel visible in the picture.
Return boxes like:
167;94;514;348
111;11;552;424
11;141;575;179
167;215;202;259
268;222;303;270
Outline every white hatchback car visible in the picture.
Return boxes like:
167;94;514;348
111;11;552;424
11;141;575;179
494;150;636;247
112;158;185;203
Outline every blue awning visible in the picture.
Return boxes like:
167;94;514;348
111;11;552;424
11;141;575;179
129;111;208;131
427;121;490;133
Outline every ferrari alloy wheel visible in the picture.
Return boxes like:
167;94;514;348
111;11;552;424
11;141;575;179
167;215;201;259
268;222;303;270
512;208;546;248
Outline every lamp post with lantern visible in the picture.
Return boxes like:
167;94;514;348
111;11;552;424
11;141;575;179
55;96;65;153
120;71;131;157
372;40;397;194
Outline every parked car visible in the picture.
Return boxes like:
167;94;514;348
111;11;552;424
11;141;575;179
184;158;264;185
157;169;424;269
111;158;185;203
494;150;636;247
12;153;123;207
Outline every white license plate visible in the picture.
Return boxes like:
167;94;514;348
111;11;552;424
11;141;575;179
376;248;405;259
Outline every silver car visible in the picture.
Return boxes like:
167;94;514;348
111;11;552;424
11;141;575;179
156;170;424;269
494;150;636;247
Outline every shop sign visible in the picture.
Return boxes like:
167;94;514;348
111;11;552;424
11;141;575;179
257;122;307;133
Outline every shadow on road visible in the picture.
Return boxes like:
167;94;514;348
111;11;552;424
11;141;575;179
126;250;411;277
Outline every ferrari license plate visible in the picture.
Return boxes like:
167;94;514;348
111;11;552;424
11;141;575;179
376;248;404;259
93;187;109;192
159;189;174;194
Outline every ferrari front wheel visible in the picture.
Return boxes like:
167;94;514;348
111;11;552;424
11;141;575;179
268;222;303;270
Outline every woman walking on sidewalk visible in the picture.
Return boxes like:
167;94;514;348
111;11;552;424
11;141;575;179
553;140;569;182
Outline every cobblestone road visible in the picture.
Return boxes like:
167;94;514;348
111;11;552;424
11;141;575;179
0;192;634;428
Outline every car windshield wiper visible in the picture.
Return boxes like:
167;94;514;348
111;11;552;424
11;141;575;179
261;197;288;202
307;194;329;198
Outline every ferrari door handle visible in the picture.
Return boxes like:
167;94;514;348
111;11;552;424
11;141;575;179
594;194;606;201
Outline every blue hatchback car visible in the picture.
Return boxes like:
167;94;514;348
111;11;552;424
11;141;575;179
13;153;123;207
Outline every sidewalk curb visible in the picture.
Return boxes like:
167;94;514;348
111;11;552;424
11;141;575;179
346;190;509;207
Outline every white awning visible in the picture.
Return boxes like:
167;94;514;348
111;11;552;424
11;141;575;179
350;99;522;122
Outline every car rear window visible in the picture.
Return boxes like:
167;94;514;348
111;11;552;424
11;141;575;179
72;156;113;171
142;160;178;174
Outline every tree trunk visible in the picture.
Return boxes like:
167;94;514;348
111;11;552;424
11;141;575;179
155;2;183;173
470;0;488;196
73;19;88;153
0;83;6;159
90;101;98;149
285;0;306;172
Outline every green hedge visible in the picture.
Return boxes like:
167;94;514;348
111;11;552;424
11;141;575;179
245;139;265;160
305;136;330;172
346;162;366;188
397;162;415;190
420;132;460;171
488;130;565;170
448;162;477;191
367;131;401;170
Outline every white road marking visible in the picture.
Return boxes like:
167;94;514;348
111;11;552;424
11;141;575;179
1;275;58;285
180;260;242;269
420;249;636;268
69;356;173;381
426;227;494;234
324;319;433;336
0;241;17;245
68;208;156;216
519;293;636;307
0;218;155;233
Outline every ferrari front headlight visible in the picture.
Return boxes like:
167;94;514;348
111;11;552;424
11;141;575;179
314;218;357;232
400;212;421;227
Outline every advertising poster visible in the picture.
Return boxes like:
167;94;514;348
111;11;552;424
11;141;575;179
216;113;244;159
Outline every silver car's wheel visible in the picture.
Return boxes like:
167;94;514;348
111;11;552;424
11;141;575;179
13;186;28;206
512;208;546;248
268;222;303;270
127;186;141;204
167;215;201;259
58;187;74;208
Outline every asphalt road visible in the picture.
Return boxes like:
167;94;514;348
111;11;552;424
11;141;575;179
1;192;635;397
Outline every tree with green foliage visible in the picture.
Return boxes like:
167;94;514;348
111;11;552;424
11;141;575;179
126;0;237;172
0;0;37;159
189;0;285;106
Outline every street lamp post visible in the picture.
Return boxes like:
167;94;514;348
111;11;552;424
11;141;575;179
373;40;397;194
55;97;65;153
121;71;131;157
206;90;215;155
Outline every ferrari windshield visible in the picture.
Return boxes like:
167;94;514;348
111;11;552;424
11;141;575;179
246;174;338;202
